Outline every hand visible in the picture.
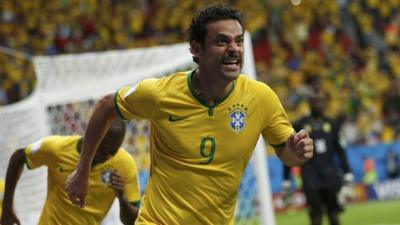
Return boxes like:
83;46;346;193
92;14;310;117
108;170;125;199
1;209;21;225
287;129;314;162
338;183;355;206
65;168;89;208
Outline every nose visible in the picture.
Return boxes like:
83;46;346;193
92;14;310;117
227;42;241;57
228;41;241;52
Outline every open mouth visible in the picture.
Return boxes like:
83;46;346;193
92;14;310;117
222;60;240;69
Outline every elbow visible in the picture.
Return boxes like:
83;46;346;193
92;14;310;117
94;94;118;120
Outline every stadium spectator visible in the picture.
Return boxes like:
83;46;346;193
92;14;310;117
1;119;140;225
362;156;378;185
65;4;314;225
282;89;353;225
1;0;400;145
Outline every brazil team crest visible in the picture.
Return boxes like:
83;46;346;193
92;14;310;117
229;104;247;133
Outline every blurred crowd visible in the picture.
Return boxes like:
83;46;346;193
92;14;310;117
0;0;399;145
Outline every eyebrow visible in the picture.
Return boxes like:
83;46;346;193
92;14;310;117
215;33;245;39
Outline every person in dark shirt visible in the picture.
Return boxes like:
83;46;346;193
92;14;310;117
282;89;353;225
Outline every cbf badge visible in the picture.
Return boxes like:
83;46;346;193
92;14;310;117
229;104;247;133
101;170;112;185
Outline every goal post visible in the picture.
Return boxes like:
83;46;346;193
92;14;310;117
0;32;276;225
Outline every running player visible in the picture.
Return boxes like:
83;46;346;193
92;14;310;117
1;119;140;225
66;4;314;225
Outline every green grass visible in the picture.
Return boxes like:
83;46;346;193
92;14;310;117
276;199;400;225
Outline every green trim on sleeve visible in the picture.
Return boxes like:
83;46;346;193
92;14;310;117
113;91;128;120
23;148;32;169
270;142;286;148
131;201;140;207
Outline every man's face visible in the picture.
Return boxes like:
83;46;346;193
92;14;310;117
92;134;123;165
197;19;244;81
309;94;326;117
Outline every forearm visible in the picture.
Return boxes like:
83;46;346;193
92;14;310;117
2;149;25;212
77;94;117;171
118;197;139;225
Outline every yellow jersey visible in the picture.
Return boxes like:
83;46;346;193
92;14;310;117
115;71;293;225
24;135;140;225
0;179;4;218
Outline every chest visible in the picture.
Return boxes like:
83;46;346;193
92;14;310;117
301;119;335;155
151;97;263;164
49;155;115;199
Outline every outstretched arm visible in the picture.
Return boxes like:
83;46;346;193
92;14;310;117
275;129;314;167
65;94;118;207
1;149;25;225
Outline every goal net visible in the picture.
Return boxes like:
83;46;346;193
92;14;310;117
0;33;275;225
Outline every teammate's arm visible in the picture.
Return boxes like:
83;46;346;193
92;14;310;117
66;93;117;207
1;149;25;225
275;129;314;166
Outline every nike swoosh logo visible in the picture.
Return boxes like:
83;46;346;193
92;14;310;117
168;115;188;122
58;167;73;173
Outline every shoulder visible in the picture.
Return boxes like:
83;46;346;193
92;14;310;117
121;71;189;99
38;135;72;146
139;71;189;90
237;75;277;97
237;75;283;111
113;148;138;169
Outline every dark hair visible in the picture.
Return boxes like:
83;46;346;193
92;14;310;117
187;4;244;45
91;119;126;161
106;118;126;140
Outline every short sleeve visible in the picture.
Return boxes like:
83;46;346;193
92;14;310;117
260;86;294;147
114;78;159;121
24;136;57;169
121;153;141;203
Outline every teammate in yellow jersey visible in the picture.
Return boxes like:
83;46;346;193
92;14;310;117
66;4;314;225
1;119;140;225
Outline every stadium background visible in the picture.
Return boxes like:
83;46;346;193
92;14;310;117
1;0;400;224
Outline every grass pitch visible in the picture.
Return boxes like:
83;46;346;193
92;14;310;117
276;199;400;225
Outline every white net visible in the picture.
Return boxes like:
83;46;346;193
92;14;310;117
0;92;49;224
0;36;275;224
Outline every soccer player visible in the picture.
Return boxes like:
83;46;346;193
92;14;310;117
66;4;314;225
282;90;353;225
1;119;140;225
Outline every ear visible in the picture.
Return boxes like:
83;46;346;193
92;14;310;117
190;41;201;63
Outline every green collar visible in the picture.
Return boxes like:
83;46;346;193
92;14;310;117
187;70;236;116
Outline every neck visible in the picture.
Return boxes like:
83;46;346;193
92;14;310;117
192;69;234;105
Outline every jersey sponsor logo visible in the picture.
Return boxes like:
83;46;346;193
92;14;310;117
323;122;331;132
168;115;188;122
229;104;247;133
315;139;327;154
